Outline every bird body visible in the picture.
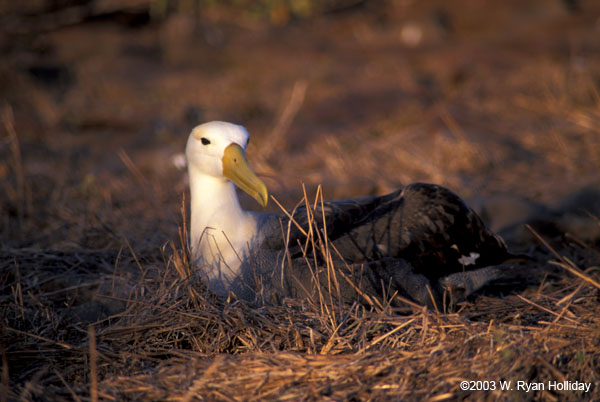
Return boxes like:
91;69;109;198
185;121;519;306
268;183;510;281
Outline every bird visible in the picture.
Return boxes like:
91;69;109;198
186;121;524;307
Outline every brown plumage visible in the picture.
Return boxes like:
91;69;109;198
262;183;514;282
254;182;525;307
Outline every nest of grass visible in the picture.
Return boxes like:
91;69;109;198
2;192;600;402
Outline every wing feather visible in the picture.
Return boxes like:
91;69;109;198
261;183;511;281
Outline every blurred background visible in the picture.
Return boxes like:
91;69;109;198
1;0;599;251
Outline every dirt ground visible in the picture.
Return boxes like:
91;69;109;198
1;0;600;401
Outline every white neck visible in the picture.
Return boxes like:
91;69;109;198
188;166;259;288
189;167;243;250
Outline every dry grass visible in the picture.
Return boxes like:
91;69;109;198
2;1;600;400
1;169;599;400
2;243;599;401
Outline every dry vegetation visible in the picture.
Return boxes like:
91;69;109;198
1;0;600;401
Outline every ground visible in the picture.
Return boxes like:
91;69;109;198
1;0;599;401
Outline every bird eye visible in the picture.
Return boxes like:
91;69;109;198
201;137;211;145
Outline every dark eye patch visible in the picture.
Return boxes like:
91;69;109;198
201;137;211;145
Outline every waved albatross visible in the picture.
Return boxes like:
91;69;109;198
186;121;521;307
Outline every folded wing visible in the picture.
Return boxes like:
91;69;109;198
263;183;512;282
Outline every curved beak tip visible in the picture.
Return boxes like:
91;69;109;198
259;190;268;208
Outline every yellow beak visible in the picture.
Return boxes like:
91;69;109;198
222;143;268;207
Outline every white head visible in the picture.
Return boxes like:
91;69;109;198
185;121;268;207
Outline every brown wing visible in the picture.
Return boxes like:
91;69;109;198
262;183;512;282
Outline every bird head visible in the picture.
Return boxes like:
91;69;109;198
185;121;268;207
